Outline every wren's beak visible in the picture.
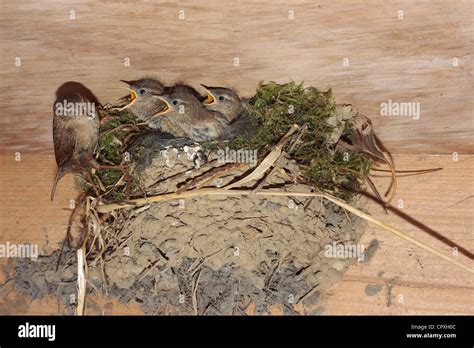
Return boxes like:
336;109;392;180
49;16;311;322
200;84;216;105
150;95;171;118
118;80;138;111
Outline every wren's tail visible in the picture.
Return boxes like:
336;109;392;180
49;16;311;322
50;169;65;202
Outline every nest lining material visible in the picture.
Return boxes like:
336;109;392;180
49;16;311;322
58;81;471;315
92;82;377;202
34;148;367;315
59;82;371;314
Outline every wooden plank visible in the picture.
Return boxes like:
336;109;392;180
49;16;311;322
0;153;74;253
323;154;474;315
0;154;472;314
0;0;472;315
0;0;472;154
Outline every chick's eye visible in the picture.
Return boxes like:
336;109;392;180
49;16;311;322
172;100;178;105
218;95;225;101
138;88;146;95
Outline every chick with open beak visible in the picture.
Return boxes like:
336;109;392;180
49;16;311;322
201;85;244;123
119;78;165;120
148;85;229;142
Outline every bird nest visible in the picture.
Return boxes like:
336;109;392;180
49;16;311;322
46;81;396;315
4;82;468;315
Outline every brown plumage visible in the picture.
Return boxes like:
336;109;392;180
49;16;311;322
201;85;244;123
148;85;229;142
51;92;99;201
119;78;165;120
164;83;204;102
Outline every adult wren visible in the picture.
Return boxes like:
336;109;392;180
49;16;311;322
51;92;99;201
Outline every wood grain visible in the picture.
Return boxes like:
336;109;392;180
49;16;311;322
0;154;472;314
0;0;473;315
0;0;472;153
324;155;474;315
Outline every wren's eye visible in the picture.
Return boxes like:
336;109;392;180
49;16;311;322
138;88;146;95
218;96;225;101
172;100;178;106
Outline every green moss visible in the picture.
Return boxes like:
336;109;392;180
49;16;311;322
99;111;135;133
89;82;371;202
239;82;334;150
87;110;141;201
98;133;122;164
99;168;122;187
200;141;221;152
219;81;371;199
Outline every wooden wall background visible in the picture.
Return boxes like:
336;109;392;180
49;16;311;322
1;0;473;154
0;0;472;315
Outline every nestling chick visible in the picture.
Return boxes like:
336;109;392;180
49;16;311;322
51;92;99;201
164;83;204;102
119;78;165;120
148;85;229;142
201;85;244;123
